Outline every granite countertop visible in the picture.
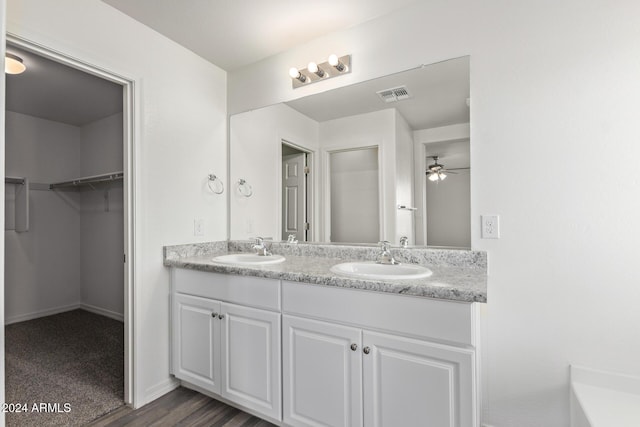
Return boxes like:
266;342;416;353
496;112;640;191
164;241;487;303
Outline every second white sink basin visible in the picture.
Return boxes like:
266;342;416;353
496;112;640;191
330;261;432;280
212;253;286;265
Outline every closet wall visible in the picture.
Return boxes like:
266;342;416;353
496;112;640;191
79;113;124;317
4;111;123;324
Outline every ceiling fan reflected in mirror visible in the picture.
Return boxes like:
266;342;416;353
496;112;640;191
426;156;468;182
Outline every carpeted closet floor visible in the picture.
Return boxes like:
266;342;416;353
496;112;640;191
4;310;124;426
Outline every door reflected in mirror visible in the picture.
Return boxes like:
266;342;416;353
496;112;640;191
329;147;380;243
230;56;470;248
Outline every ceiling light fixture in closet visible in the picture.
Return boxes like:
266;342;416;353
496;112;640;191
5;53;26;74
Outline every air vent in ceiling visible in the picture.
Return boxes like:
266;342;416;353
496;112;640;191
376;85;411;103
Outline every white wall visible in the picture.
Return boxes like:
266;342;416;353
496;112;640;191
4;112;82;323
426;169;471;247
230;103;319;240
6;0;228;406
80;113;124;318
227;1;640;426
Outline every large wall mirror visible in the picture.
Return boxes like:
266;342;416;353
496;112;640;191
229;56;470;248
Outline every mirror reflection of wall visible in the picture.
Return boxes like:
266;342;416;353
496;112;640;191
229;56;470;248
329;147;379;243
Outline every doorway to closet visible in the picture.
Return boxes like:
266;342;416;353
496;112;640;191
4;39;133;426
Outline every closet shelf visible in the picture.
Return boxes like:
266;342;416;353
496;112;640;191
5;176;26;185
49;171;123;190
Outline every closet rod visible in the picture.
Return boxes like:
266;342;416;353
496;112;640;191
5;176;26;185
49;171;123;190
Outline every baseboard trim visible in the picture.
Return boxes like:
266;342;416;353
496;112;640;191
5;303;81;325
80;303;124;322
141;377;180;408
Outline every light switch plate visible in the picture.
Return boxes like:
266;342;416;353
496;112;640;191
481;215;500;239
194;219;205;236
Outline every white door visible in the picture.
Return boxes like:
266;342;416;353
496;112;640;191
282;153;307;241
362;331;476;427
283;315;363;427
221;302;282;421
172;293;222;394
329;147;379;243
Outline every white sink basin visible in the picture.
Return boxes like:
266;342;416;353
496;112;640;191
212;253;285;265
330;261;432;280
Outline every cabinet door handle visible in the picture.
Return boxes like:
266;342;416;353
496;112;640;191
211;312;218;318
218;314;225;320
350;343;358;351
363;346;371;355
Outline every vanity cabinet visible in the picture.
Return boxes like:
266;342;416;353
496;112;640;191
171;269;282;421
282;281;479;427
170;269;480;427
283;315;363;427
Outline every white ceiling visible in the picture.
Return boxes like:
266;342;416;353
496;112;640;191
102;0;417;71
285;56;470;131
5;46;123;127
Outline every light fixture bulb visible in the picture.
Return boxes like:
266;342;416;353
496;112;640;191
289;67;307;83
328;53;346;72
307;61;325;78
428;173;439;182
439;172;447;180
5;53;26;75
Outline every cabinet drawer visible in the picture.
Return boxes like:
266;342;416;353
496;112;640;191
172;268;280;311
282;281;476;347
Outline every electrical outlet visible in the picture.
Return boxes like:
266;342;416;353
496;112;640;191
481;215;500;239
194;219;205;236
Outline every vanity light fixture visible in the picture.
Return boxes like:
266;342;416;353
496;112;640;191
5;53;26;75
289;54;351;89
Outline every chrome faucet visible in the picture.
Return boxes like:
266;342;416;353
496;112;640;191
287;234;298;244
399;236;409;248
252;237;271;256
377;241;400;265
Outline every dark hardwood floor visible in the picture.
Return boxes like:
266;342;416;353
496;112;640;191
88;387;276;427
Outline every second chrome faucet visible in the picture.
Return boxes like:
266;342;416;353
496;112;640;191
376;241;400;265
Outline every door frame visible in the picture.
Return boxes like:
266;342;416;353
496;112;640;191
4;34;138;406
280;140;315;242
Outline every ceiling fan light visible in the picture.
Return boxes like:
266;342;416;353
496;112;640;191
439;172;447;180
428;173;439;182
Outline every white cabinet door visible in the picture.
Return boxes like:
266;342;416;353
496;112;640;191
283;315;363;427
362;331;476;427
173;293;222;394
221;302;282;421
